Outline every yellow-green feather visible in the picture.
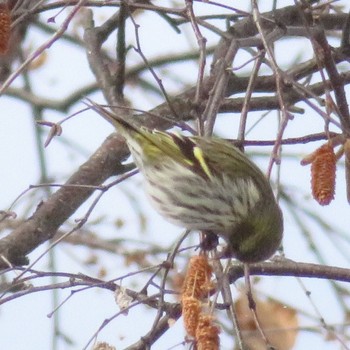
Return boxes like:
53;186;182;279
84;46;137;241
87;99;283;263
87;100;200;170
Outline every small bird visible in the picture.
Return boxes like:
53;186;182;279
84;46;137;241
88;101;283;263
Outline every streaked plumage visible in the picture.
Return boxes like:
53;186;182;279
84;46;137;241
88;101;283;263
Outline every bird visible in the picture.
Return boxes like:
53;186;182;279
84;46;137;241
87;100;283;263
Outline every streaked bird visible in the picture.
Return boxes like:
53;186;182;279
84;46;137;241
88;100;283;263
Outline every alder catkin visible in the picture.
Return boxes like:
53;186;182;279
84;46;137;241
182;296;201;337
195;314;220;350
181;255;212;300
181;255;212;338
311;144;336;205
0;3;11;54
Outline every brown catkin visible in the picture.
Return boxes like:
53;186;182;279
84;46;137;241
181;256;213;339
0;3;11;54
182;296;201;337
181;255;212;300
195;314;220;350
311;143;336;205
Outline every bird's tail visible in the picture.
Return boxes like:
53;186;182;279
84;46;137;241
85;98;140;139
85;98;161;168
86;99;196;168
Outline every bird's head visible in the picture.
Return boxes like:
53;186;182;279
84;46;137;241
223;202;283;263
